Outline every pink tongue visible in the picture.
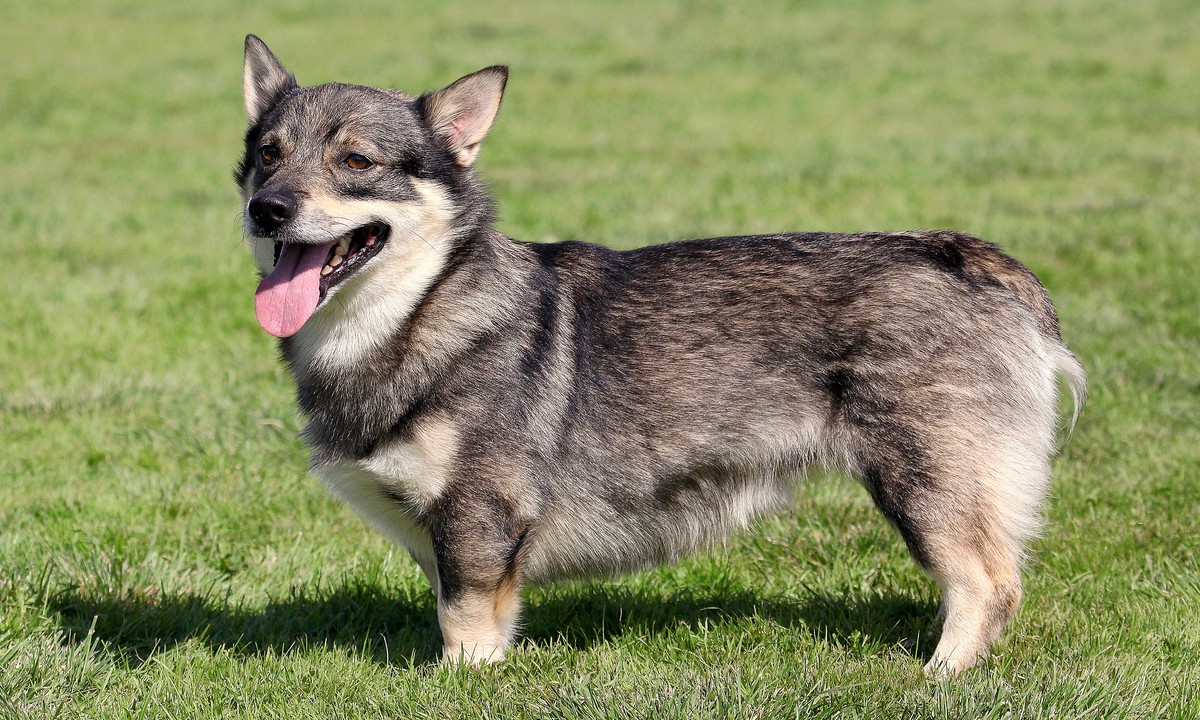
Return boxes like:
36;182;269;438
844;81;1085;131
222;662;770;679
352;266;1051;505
254;241;337;337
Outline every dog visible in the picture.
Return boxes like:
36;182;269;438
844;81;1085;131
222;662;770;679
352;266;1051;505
236;35;1084;674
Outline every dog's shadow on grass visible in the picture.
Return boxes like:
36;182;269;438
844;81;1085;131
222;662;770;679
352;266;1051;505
521;583;936;662
51;582;446;667
51;579;935;667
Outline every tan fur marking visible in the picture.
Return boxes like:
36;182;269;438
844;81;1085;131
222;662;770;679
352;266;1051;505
921;514;1025;675
438;590;510;665
438;549;525;666
492;568;523;641
360;413;459;512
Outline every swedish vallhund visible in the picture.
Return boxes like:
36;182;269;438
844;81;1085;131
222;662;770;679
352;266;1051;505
236;35;1084;674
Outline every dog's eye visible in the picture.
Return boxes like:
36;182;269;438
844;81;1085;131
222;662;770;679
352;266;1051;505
259;144;281;164
345;154;373;170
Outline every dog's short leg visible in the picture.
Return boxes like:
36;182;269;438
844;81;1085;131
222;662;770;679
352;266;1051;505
431;503;526;666
923;549;1022;675
855;431;1044;675
436;579;522;665
926;445;1049;675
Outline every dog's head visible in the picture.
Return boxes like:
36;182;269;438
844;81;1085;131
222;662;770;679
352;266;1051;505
237;35;506;338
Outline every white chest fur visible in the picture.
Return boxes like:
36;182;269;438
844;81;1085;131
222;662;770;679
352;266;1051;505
313;405;459;580
317;433;457;584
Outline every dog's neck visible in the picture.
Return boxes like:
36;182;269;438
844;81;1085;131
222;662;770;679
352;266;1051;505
281;227;528;463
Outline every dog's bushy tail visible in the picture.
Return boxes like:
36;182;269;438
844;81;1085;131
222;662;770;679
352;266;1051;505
1051;343;1087;439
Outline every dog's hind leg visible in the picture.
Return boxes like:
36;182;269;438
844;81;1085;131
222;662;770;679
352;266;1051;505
922;541;1023;675
853;429;1048;675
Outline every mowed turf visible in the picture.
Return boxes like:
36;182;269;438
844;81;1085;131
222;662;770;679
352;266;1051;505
2;0;1198;717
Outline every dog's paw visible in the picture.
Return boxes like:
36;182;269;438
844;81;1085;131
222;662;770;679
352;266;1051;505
923;649;992;677
440;642;507;667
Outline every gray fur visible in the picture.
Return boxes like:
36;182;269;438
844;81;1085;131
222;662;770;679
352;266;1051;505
237;36;1085;673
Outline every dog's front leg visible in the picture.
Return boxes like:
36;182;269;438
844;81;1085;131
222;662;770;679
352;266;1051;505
431;505;526;666
436;581;521;665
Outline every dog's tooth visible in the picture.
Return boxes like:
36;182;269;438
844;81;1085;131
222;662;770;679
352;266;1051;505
335;244;348;256
329;255;342;267
321;265;332;276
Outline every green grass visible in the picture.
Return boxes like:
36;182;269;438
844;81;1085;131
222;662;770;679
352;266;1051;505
3;0;1199;717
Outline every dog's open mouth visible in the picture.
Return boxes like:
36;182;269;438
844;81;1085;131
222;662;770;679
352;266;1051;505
272;223;391;299
254;223;390;338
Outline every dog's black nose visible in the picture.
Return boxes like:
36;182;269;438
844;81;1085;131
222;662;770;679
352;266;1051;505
248;191;298;232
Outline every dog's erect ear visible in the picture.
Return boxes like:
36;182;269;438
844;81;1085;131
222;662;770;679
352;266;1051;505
420;66;508;167
243;35;297;123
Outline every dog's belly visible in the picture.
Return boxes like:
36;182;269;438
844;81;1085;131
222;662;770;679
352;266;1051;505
320;457;794;586
518;420;831;582
521;471;794;583
316;421;827;586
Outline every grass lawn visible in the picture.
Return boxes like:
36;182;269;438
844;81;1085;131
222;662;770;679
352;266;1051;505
2;0;1199;717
